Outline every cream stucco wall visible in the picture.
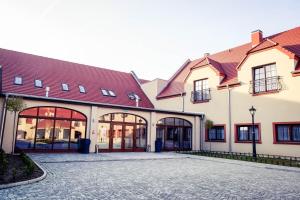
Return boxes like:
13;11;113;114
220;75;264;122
233;48;300;156
149;48;300;157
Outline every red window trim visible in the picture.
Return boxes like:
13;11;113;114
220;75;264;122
273;122;300;145
205;124;226;143
234;123;262;144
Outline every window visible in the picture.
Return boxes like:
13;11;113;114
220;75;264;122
206;125;225;142
16;107;87;152
34;80;43;88
108;90;116;97
101;89;116;97
101;89;109;96
274;123;300;144
156;117;192;151
78;85;86;93
62;83;69;91
253;63;279;94
192;79;210;102
235;124;260;143
14;76;22;85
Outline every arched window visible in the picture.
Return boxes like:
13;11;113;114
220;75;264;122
156;117;192;151
98;113;147;152
16;107;87;152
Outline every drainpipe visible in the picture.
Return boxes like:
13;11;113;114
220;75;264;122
181;93;185;112
149;112;152;152
0;94;9;149
199;114;205;151
227;85;232;153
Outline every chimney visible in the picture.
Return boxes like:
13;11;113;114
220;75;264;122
251;30;263;47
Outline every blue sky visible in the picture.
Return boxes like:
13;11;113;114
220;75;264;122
0;0;299;80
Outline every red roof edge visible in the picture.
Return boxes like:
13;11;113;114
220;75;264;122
157;59;191;97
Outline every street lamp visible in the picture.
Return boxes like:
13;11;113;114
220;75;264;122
249;106;257;158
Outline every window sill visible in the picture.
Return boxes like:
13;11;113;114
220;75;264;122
192;100;210;104
273;141;300;145
205;140;226;143
235;141;262;144
252;90;279;96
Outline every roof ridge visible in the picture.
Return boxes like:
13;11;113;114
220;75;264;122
0;48;132;75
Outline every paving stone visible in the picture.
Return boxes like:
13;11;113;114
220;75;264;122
0;153;300;199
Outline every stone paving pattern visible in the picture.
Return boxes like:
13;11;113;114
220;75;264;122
0;153;300;200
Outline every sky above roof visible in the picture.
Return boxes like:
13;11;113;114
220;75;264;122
0;0;299;80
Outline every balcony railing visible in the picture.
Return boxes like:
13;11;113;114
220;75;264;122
191;89;211;103
249;76;282;94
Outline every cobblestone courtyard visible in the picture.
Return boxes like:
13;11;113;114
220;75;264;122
1;153;300;200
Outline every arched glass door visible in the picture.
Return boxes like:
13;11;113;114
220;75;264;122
98;113;147;152
156;118;192;151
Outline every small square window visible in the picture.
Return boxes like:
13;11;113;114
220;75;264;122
101;89;109;96
79;85;86;93
108;90;116;97
35;80;43;88
14;76;22;85
62;83;69;91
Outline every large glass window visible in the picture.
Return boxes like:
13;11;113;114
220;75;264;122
253;63;279;93
15;107;87;152
98;113;147;151
156;117;192;151
193;79;210;102
275;123;300;143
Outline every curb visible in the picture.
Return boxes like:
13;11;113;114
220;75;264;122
0;159;47;190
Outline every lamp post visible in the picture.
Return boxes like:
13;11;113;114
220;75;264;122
249;106;257;158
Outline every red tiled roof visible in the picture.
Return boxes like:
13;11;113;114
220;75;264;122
0;48;154;108
157;26;300;99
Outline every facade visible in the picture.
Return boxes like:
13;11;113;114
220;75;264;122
0;48;201;153
143;27;300;157
0;26;300;156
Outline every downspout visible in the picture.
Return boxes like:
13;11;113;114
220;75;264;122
199;114;204;151
0;94;9;149
149;112;152;152
227;85;232;152
182;93;184;112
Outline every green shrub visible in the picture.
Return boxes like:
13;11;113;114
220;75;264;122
20;152;35;176
12;168;17;181
0;149;8;175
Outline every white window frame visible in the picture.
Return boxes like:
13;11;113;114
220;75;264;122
79;85;86;93
62;83;69;91
34;79;43;88
14;76;23;85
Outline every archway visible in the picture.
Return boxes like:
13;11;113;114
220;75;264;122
15;107;87;152
98;113;147;152
156;117;192;151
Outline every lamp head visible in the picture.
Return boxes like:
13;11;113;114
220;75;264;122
249;106;256;115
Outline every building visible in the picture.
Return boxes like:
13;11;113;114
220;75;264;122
0;26;299;156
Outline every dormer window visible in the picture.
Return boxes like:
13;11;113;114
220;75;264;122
34;79;43;88
62;83;69;91
14;76;22;85
191;79;211;103
101;89;116;97
251;63;281;94
79;85;86;93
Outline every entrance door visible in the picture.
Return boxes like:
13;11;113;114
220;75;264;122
124;125;134;150
111;124;134;151
112;124;122;150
